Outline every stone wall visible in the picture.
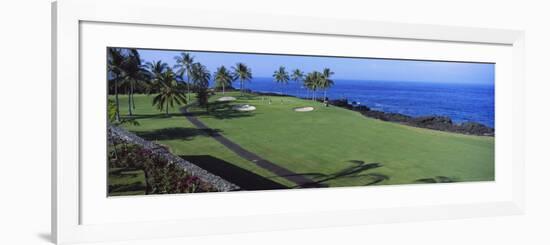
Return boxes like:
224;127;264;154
108;124;240;192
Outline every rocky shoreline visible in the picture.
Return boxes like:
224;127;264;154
329;98;494;137
249;91;494;137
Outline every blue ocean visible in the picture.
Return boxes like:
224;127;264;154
240;77;495;128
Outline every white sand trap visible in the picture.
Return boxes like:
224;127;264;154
233;104;256;112
294;106;314;112
217;96;237;102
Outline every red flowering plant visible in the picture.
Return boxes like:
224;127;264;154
108;138;214;195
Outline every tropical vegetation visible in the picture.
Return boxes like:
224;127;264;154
108;138;214;195
273;66;290;95
152;68;186;116
190;62;211;107
214;65;234;94
320;68;335;100
291;69;305;96
145;60;169;94
173;52;195;101
232;62;252;95
304;71;323;101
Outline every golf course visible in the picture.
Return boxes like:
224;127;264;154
106;48;495;195
112;91;494;190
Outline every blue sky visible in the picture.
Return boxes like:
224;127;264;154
136;49;494;85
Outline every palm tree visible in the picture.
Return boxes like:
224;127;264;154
320;68;335;101
152;68;187;116
174;52;195;101
191;63;211;88
291;69;304;97
146;60;169;77
273;66;290;95
191;63;211;106
304;71;323;101
121;49;148;116
107;48;125;122
232;63;252;95
145;60;168;94
213;66;233;94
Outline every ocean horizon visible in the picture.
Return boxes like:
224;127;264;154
228;77;495;128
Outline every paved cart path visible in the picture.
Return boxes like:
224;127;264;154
181;103;324;188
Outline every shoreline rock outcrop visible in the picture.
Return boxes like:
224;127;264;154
329;98;494;136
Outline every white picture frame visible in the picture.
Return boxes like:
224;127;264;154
52;0;525;244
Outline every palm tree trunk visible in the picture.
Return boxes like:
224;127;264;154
165;101;169;116
131;81;135;111
186;83;190;101
324;89;327;101
222;83;225;94
128;85;132;116
186;73;191;102
132;91;135;110
313;90;316;101
114;79;121;122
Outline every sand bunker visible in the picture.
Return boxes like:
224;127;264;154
217;96;237;102
294;106;314;112
233;104;256;112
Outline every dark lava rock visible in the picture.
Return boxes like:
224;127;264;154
412;116;453;126
355;105;371;111
329;100;494;137
456;122;495;136
360;110;412;122
329;99;353;109
410;116;454;131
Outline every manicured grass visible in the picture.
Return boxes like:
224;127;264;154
110;94;296;188
111;92;494;189
108;168;146;196
189;92;494;186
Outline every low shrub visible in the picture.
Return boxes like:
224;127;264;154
108;140;214;194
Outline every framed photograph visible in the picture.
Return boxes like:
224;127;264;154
52;0;525;244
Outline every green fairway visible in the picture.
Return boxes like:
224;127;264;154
108;168;146;196
111;92;494;189
111;94;296;188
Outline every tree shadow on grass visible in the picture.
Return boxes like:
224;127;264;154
108;181;146;194
180;155;288;191
125;112;184;120
415;176;458;183
236;93;261;101
275;160;389;188
108;168;146;195
135;127;223;141
109;168;141;178
183;100;257;120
